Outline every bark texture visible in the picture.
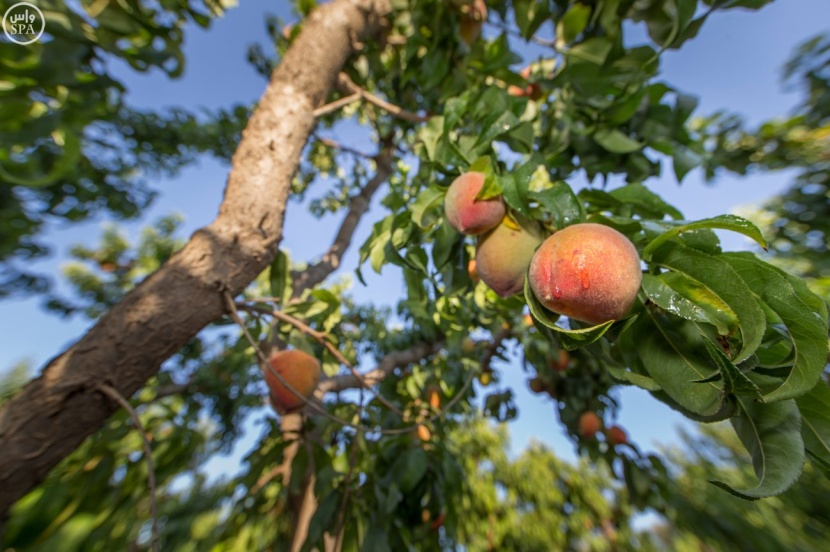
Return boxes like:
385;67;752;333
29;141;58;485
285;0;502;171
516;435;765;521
0;0;391;517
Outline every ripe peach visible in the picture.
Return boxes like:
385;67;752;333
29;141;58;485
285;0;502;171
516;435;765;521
578;411;602;439
507;66;543;100
459;0;487;46
427;385;442;409
528;223;642;324
606;425;628;446
444;172;505;235
264;349;322;414
475;216;544;297
468;259;480;284
528;377;544;394
549;349;569;372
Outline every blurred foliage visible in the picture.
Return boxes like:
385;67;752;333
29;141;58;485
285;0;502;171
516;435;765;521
646;421;830;551
698;32;830;297
0;0;247;299
2;1;830;551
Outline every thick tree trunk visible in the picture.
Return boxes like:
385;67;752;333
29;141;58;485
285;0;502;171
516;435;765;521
0;0;390;517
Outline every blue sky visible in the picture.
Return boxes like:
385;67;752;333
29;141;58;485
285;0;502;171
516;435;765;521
1;0;827;470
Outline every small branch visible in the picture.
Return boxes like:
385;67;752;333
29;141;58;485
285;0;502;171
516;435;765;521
486;21;558;49
154;382;192;399
291;147;395;296
332;434;361;552
312;92;361;118
336;73;431;123
313;134;375;159
97;384;159;552
318;341;443;395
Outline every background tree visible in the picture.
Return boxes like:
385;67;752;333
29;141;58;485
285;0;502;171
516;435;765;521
1;0;829;551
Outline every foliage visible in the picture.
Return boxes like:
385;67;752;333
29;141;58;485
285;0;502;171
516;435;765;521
2;0;830;551
0;0;246;299
646;421;830;551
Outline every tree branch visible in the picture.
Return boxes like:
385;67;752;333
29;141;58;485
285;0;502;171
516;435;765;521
336;72;431;123
291;146;395;296
97;384;159;552
0;0;392;517
316;341;444;395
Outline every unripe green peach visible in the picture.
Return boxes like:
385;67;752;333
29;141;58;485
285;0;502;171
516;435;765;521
475;216;544;297
265;349;322;414
444;172;505;235
528;223;642;324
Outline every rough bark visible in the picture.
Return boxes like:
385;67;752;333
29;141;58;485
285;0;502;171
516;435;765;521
0;0;391;517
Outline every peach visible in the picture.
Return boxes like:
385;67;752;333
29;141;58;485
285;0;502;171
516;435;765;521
264;349;322;414
444;172;505;235
549;349;569;372
528;223;642;324
606;425;628;446
475;216;543;297
578;411;602;439
468;258;480;284
528;377;544;394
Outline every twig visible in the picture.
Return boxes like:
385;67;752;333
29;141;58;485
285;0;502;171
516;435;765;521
98;384;159;552
313;134;375;159
332;433;361;552
486;21;558;48
312;92;361;118
336;73;431;123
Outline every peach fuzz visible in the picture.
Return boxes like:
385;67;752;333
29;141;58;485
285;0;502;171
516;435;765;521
528;223;642;324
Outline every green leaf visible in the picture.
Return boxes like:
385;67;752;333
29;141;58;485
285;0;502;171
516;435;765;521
394;447;429;492
606;364;661;391
641;273;737;335
410;187;445;229
593;129;643;154
501;165;533;217
529;181;585;228
722;252;829;403
524;277;614;350
567;37;613;65
418;116;444;161
643;215;767;259
636;309;724;416
672;146;699;182
608;183;683;220
713;396;804;499
268;249;292;302
556;3;592;48
796;382;830;471
475;111;521;148
702;339;762;399
650;242;765;364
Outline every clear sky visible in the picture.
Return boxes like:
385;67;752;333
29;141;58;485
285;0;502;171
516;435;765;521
1;0;827;472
